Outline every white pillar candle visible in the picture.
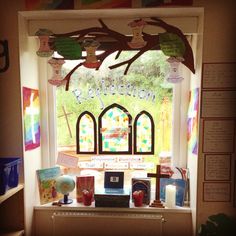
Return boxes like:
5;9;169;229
165;184;176;208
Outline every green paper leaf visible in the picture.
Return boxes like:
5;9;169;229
159;32;186;57
55;37;82;59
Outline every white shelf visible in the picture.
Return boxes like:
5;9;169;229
35;200;191;214
0;184;24;204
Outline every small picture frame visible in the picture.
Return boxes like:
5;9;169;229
104;171;124;189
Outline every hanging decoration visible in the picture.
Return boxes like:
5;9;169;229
127;19;147;49
159;32;186;83
166;56;184;83
48;58;65;86
35;17;195;90
82;39;101;68
0;39;10;73
35;29;54;57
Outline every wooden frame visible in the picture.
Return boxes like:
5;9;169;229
76;111;97;154
98;103;132;154
133;110;154;155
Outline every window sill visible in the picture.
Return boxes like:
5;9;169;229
34;200;191;214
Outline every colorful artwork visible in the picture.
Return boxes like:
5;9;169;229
76;176;94;203
187;88;199;155
101;107;129;152
142;0;193;7
23;87;40;151
36;167;63;205
79;0;132;9
79;113;95;152
25;0;74;10
136;113;152;152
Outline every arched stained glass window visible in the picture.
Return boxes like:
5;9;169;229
134;111;154;154
98;103;132;154
76;111;97;154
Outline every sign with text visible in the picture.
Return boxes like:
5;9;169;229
57;152;78;168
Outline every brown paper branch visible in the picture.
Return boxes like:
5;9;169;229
51;18;195;90
147;17;195;73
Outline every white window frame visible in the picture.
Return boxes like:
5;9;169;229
31;8;200;168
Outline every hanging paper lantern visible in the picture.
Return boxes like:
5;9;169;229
127;19;147;49
35;28;54;57
55;37;82;59
82;39;101;69
166;56;184;83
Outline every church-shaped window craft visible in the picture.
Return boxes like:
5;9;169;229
76;111;97;154
98;104;132;154
76;104;155;155
134;111;154;154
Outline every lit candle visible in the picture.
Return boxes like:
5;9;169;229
165;184;176;208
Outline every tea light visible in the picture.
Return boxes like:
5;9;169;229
165;184;176;208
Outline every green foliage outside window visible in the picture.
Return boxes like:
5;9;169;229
56;50;172;161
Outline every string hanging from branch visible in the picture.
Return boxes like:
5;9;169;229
35;17;195;91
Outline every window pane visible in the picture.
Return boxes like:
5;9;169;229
78;113;95;153
100;106;130;153
56;50;172;159
135;113;153;153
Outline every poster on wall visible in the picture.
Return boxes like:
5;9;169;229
23;87;40;151
201;90;236;118
202;62;236;89
187;88;199;155
76;0;132;9
203;182;231;202
25;0;74;10
204;154;231;181
142;0;193;7
202;119;235;153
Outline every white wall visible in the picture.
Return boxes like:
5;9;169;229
18;14;42;236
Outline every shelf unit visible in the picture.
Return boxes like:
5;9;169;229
0;184;24;235
0;184;24;204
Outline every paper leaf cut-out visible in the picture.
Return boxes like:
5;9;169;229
159;32;186;57
55;37;82;59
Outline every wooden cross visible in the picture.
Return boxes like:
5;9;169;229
58;105;73;138
148;164;170;208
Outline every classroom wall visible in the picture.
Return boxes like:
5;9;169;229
0;1;235;236
193;0;236;230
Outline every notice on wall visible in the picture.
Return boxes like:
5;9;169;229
201;90;236;118
203;182;231;202
202;63;236;89
203;120;235;153
205;154;231;181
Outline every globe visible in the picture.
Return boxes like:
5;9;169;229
55;175;75;204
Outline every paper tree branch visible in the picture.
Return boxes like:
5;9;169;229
44;18;194;90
